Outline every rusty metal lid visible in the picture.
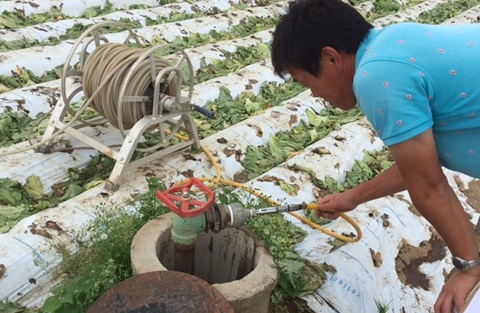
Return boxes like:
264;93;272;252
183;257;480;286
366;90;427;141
87;271;235;313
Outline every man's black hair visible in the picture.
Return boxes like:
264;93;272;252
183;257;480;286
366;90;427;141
271;0;373;78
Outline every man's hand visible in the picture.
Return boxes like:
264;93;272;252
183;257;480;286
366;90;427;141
314;162;406;220
434;267;480;312
314;162;407;220
315;189;358;220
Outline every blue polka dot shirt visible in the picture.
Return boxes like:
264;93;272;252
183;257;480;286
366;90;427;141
354;23;480;177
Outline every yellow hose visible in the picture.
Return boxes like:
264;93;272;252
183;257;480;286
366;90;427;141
170;131;362;243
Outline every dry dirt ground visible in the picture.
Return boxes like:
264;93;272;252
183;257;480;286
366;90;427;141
395;179;480;291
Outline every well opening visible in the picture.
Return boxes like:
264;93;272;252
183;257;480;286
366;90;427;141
131;213;278;313
157;227;257;284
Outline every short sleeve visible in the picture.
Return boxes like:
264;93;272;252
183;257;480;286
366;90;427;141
353;61;434;146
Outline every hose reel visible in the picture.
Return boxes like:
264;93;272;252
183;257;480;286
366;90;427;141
40;21;207;191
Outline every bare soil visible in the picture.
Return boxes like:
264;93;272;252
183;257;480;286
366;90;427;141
395;233;447;290
465;180;480;213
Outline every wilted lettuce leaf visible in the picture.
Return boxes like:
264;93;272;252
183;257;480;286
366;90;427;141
0;205;27;220
0;205;29;233
0;112;33;147
61;184;85;201
82;7;100;19
0;178;25;205
0;16;16;29
306;109;328;127
278;179;299;196
24;175;44;200
244;97;264;114
344;148;394;189
275;251;332;298
269;134;304;160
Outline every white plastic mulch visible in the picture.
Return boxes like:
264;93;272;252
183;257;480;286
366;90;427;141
0;0;480;312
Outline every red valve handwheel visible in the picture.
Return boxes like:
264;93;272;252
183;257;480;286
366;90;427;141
156;177;215;218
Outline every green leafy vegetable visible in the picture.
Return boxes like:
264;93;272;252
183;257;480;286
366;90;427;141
0;110;51;147
344;148;394;189
0;205;28;233
416;0;480;24
0;66;62;93
243;107;364;180
60;184;84;201
24;175;44;200
0;178;26;205
370;0;401;17
0;7;65;30
278;179;300;196
274;252;333;299
194;80;305;139
247;214;334;304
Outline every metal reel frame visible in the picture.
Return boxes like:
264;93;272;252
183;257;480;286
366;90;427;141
40;21;201;191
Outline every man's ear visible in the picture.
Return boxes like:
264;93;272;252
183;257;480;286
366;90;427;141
321;46;341;65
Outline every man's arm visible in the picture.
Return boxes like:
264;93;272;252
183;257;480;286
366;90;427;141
388;128;480;313
388;128;477;260
348;161;406;204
